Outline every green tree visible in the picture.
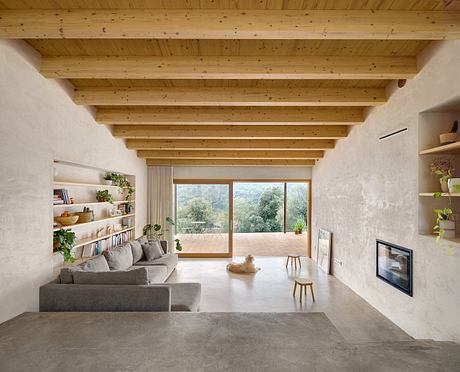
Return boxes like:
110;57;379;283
184;198;213;233
257;187;283;232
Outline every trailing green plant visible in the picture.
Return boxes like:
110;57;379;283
110;173;135;202
430;158;454;184
433;207;453;241
293;219;305;234
53;228;77;263
175;239;183;252
96;190;113;204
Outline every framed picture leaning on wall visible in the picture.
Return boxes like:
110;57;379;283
317;229;332;274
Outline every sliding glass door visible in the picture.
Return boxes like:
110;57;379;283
174;181;232;257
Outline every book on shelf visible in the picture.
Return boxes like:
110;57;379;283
53;188;70;204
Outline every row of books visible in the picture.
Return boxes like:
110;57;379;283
81;229;134;257
54;188;70;205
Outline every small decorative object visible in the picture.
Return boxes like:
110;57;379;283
96;189;113;204
70;197;75;204
433;208;455;240
175;239;183;252
109;206;122;217
122;217;132;227
103;172;113;186
113;223;123;232
227;255;260;274
53;228;77;263
75;207;93;223
55;211;79;226
96;227;105;237
439;120;458;144
430;158;454;193
448;178;460;193
317;228;332;274
293;219;305;235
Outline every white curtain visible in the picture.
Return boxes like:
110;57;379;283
147;166;174;253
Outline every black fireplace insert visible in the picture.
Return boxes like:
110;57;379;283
376;240;413;296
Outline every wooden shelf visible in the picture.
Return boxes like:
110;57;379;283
53;213;135;231
419;193;460;197
73;226;135;248
419;233;460;245
54;181;132;189
420;141;460;155
53;200;133;208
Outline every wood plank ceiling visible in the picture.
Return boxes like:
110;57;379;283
1;0;459;167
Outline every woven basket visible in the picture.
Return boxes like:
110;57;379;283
75;212;93;223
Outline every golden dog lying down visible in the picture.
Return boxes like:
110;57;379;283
227;254;260;274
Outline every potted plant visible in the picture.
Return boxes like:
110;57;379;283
433;207;455;240
110;173;135;202
103;172;113;186
53;228;77;263
430;158;454;193
293;219;305;235
96;190;113;204
143;217;183;251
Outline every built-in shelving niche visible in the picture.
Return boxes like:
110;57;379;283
53;161;136;268
418;98;460;244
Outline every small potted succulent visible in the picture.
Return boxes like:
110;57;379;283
430;158;454;193
53;228;77;263
293;219;305;235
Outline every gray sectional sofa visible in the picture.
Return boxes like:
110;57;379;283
40;237;201;312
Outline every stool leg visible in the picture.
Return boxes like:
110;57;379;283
285;257;289;268
294;257;297;270
300;286;303;303
298;257;302;268
310;285;315;302
293;282;297;297
304;284;307;300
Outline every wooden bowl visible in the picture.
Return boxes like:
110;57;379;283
56;215;79;226
75;212;93;223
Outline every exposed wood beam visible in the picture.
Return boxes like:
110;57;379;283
41;56;417;80
138;150;323;160
113;125;348;139
126;139;335;151
77;87;385;106
1;10;459;40
97;107;363;125
146;159;315;167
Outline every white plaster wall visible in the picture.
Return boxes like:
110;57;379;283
312;41;460;342
0;40;148;323
173;166;312;180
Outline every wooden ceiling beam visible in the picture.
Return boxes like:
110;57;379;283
77;87;385;106
1;10;459;40
137;150;323;160
41;56;417;80
97;107;363;125
126;139;335;151
146;159;315;167
113;125;348;139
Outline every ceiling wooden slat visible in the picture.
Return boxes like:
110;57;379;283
96;107;363;125
1;10;459;40
146;159;315;166
126;139;335;150
77;87;385;106
137;149;323;159
113;124;348;139
41;56;417;79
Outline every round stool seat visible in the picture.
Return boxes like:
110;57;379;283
294;278;312;285
286;254;302;269
287;254;300;257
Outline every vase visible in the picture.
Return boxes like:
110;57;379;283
448;178;460;193
440;179;449;193
104;180;113;186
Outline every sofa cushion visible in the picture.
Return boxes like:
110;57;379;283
129;265;167;283
130;240;144;263
103;243;133;270
135;253;178;277
154;283;201;312
59;255;109;284
72;267;149;285
137;235;148;245
142;241;164;261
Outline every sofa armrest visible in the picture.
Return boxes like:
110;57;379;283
39;283;171;312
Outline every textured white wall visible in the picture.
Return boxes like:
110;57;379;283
173;166;312;180
312;41;460;342
0;40;148;323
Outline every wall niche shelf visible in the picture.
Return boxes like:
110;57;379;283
420;141;460;155
54;181;124;189
53;213;135;232
419;193;460;197
53;200;132;208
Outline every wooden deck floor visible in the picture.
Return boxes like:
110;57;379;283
175;232;308;256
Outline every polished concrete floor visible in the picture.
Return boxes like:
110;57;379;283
168;256;412;344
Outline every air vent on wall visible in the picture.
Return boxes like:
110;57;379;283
379;127;408;141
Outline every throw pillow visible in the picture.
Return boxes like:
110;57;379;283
103;243;133;270
73;267;149;285
130;240;144;263
142;240;164;261
80;255;110;272
60;266;82;284
137;235;148;245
